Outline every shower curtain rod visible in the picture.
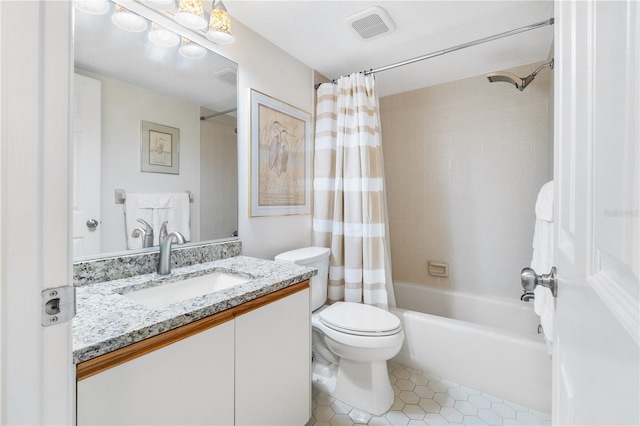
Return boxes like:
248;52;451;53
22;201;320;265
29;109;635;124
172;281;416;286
314;18;554;89
200;108;237;121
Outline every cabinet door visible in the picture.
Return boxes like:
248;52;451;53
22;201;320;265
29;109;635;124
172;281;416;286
235;288;311;425
77;320;235;425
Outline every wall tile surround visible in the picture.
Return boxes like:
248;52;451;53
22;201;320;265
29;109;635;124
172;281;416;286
73;240;242;286
380;62;552;299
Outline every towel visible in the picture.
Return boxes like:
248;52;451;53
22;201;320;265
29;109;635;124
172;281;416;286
124;193;191;249
531;180;555;354
535;180;554;221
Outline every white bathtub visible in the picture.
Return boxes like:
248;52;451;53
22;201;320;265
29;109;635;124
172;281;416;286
390;281;551;413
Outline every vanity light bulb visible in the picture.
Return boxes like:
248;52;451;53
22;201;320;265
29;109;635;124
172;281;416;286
148;23;180;47
175;0;207;30
206;8;234;44
138;0;178;11
179;38;207;60
74;0;110;15
111;5;148;33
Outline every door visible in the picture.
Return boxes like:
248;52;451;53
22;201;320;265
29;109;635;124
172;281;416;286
0;1;74;424
72;73;102;257
553;1;639;424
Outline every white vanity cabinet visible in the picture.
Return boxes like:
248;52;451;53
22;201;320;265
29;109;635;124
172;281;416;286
76;281;310;426
235;286;311;425
77;320;235;425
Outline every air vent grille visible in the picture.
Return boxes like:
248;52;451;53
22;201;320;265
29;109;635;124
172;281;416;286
214;67;237;85
351;14;389;39
346;6;395;41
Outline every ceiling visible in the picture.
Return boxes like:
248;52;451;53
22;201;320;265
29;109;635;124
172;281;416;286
226;1;555;97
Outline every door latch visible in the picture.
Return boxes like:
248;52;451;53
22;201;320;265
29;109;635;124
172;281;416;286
41;286;76;326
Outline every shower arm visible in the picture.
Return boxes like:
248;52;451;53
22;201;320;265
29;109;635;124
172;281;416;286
531;59;554;78
519;59;554;90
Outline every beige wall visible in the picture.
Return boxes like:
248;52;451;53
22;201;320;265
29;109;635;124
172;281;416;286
209;21;315;260
381;61;552;299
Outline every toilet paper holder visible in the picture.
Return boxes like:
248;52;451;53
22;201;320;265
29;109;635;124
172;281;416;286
521;266;558;297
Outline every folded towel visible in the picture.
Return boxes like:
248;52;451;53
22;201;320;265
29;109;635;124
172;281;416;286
152;193;191;245
124;194;153;250
535;180;554;221
136;193;173;209
124;193;191;248
531;220;554;274
531;180;555;356
534;285;555;356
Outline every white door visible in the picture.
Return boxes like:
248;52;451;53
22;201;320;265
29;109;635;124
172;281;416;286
0;1;74;424
72;73;102;257
553;1;639;424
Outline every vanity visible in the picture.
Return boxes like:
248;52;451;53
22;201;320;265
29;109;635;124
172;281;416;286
73;241;316;425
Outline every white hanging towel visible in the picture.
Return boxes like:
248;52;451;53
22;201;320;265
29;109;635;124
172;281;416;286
124;193;191;249
530;180;555;355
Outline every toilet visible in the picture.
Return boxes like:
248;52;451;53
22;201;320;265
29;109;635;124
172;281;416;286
275;247;404;416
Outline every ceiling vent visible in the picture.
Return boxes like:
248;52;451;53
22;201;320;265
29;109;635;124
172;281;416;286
214;67;237;85
346;6;395;40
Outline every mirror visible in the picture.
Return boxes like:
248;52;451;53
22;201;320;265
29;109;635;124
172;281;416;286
72;1;238;260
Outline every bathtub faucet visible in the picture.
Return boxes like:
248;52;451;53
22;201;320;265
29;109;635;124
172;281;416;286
520;291;535;302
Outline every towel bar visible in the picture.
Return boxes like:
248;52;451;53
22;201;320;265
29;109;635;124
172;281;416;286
114;189;193;204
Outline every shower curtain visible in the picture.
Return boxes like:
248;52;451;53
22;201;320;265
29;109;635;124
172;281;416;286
313;73;396;309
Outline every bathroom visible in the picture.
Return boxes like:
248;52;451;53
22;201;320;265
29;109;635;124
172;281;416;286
1;1;638;425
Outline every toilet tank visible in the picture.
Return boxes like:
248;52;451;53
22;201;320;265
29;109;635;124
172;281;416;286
274;247;330;311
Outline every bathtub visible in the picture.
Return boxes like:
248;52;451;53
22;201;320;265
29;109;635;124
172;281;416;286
390;281;551;413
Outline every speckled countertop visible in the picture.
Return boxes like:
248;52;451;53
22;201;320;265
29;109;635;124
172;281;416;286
73;256;316;364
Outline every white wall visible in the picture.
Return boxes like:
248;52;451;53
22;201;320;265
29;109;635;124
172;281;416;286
76;70;201;253
207;21;314;260
381;62;552;300
200;107;237;240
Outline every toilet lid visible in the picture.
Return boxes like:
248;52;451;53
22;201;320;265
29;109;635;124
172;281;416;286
318;302;402;336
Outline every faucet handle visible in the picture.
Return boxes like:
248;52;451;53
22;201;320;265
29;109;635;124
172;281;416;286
137;218;154;236
159;221;168;245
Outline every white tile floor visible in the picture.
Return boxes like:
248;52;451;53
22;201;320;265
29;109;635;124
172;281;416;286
305;361;551;426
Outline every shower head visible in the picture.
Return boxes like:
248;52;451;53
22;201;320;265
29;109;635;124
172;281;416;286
486;59;554;91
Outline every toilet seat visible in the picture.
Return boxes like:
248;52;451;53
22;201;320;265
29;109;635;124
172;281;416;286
318;302;402;336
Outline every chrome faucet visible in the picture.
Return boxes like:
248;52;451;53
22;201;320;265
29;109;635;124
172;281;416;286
131;218;154;248
157;231;185;275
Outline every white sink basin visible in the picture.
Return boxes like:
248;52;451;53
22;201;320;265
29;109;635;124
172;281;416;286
124;272;251;309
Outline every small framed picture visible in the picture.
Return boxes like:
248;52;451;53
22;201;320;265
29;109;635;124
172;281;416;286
140;120;180;174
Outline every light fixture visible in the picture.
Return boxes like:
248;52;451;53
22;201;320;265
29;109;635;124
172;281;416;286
148;23;180;47
175;0;207;30
74;0;110;15
138;0;178;11
206;0;234;44
179;37;207;59
111;5;148;32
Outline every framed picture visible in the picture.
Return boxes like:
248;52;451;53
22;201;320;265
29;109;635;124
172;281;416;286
250;89;311;216
140;120;180;174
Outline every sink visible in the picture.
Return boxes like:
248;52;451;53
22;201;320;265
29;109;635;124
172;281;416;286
123;272;251;309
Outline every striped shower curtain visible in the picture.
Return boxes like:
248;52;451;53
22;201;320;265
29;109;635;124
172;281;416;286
313;73;395;309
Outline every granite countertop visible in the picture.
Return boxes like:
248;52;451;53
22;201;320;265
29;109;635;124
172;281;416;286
73;256;316;364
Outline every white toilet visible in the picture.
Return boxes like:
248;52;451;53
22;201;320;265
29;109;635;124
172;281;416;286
275;247;404;416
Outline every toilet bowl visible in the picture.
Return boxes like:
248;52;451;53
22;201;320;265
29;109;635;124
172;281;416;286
274;247;404;416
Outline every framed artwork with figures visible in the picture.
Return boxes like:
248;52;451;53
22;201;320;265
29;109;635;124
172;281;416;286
250;89;311;216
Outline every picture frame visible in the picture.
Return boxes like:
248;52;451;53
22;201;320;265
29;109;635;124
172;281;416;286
250;89;311;216
140;120;180;174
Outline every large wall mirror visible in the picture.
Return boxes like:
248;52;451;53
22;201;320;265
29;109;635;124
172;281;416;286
73;0;238;261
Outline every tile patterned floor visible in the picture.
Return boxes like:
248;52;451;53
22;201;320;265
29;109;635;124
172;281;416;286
306;361;551;426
